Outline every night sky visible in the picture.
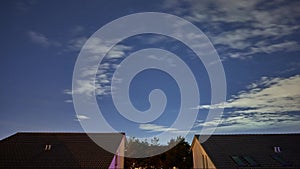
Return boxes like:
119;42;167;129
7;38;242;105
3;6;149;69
1;0;300;144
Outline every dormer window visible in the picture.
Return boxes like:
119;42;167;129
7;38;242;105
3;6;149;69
274;146;281;153
44;144;51;151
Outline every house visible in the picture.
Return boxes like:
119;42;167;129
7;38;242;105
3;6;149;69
191;134;300;169
0;132;125;169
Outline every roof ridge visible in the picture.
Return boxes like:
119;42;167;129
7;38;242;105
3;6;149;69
16;132;125;135
195;132;300;136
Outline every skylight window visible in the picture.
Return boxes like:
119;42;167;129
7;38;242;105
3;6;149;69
271;154;292;167
243;156;260;167
230;156;247;167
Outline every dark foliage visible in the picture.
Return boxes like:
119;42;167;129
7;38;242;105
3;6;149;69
125;136;192;169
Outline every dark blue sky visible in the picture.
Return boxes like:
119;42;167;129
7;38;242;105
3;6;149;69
1;0;300;143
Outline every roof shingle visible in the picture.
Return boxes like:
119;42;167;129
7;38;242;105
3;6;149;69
0;132;124;169
196;134;300;169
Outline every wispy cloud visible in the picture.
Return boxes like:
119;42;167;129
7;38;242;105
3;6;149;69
139;124;178;132
67;36;88;52
75;115;90;121
162;0;300;59
146;53;177;67
70;25;85;36
106;45;132;59
195;113;300;133
195;112;300;133
249;41;300;55
28;31;61;47
63;65;114;98
28;31;51;47
194;74;300;132
64;99;73;103
64;78;109;98
63;89;72;95
139;123;195;134
64;36;134;98
196;75;300;113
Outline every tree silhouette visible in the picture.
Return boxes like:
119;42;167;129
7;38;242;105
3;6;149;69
165;136;192;169
125;136;192;169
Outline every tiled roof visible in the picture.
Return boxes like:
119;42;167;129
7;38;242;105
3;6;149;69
196;134;300;169
0;132;124;169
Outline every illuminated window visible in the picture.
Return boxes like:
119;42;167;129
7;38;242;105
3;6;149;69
274;146;281;153
44;144;51;151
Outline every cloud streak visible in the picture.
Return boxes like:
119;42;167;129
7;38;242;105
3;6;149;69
28;31;60;47
139;124;178;132
197;75;300;113
139;124;195;134
28;31;51;47
75;115;90;121
195;74;300;133
162;0;300;59
64;36;134;98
